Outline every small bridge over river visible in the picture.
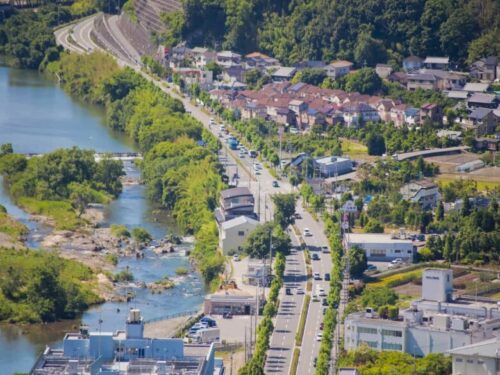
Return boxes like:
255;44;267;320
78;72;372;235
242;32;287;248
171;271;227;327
21;152;143;161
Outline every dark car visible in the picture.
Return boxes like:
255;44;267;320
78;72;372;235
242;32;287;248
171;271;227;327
286;288;292;295
323;308;327;315
223;312;233;319
313;357;317;367
320;322;324;330
322;298;328;306
312;253;320;261
324;273;331;281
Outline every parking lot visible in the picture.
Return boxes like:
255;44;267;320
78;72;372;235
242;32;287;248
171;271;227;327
213;315;260;343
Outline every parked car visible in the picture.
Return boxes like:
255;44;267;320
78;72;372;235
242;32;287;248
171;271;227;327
272;180;279;188
303;228;312;237
324;273;331;281
233;254;240;262
313;272;321;280
366;264;377;272
223;312;233;319
321;246;330;253
391;258;403;264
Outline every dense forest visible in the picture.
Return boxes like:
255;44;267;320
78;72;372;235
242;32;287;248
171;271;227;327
46;52;225;286
163;0;499;66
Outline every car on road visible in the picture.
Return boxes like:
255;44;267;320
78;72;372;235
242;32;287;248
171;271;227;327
319;322;324;330
322;298;328;306
303;228;312;237
313;357;317;367
285;288;292;295
249;150;258;158
316;332;323;341
296;288;304;294
272;180;279;188
317;288;327;297
222;312;233;319
312;293;320;302
391;258;403;264
311;253;320;261
324;273;330;281
366;264;377;272
294;212;302;219
322;307;327;315
313;272;321;280
232;254;240;262
321;246;330;253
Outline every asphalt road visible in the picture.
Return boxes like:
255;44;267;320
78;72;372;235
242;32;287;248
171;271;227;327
56;18;334;374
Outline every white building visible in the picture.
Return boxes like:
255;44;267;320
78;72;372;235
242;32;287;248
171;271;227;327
325;60;353;79
346;233;416;262
219;215;259;255
449;337;500;375
313;156;353;177
344;269;500;358
400;179;440;209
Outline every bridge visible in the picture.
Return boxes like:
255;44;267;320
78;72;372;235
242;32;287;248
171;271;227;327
394;146;469;162
21;152;143;161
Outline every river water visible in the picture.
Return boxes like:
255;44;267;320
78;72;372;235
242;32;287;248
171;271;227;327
0;67;205;374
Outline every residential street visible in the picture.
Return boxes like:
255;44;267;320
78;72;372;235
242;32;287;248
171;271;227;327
55;18;334;374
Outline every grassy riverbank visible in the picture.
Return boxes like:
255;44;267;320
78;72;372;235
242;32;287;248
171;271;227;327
0;246;102;323
46;52;225;287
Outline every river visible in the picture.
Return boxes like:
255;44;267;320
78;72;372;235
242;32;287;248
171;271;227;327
0;66;205;374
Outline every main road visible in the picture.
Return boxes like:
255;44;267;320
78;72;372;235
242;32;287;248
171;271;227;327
56;17;334;374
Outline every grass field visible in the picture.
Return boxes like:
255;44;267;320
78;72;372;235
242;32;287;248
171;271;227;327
18;197;83;230
341;138;368;157
367;269;423;289
437;176;500;191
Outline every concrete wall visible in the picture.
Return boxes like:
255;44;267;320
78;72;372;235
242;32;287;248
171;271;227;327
452;355;497;375
220;220;258;254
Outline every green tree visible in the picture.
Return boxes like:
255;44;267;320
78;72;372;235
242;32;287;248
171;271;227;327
242;222;291;259
348;246;367;278
291;68;327;86
366;133;386;156
205;61;222;79
354;31;388;67
345;68;383;95
131;227;152;243
272;193;296;228
69;183;94;217
0;143;13;156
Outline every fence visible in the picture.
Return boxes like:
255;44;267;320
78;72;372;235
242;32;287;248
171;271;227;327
144;309;200;324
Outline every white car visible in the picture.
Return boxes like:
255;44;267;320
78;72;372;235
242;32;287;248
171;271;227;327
296;288;304;295
317;288;327;297
312;294;320;302
233;254;240;262
316;332;323;341
313;272;321;280
303;228;312;237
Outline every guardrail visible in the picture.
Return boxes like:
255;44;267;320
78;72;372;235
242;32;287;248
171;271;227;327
143;309;199;324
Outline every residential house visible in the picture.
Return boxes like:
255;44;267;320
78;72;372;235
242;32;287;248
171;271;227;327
216;51;242;67
463;108;498;135
437;129;462;141
341;103;380;127
420;103;443;125
204;288;263;315
467;93;498;109
470;56;498;82
447;90;469;101
388;71;408;86
407;72;437;91
214;79;247;91
400;179;440;209
222;65;246;82
215;187;256;223
240;102;267;121
219;215;259;255
189;47;216;68
377;99;396;122
423;56;449;70
474;137;500;152
388;104;412;128
404;108;420;127
244;52;280;71
294;60;326;70
271;67;297;82
375;64;393;79
463;82;490;94
173;67;213;89
449;338;500;375
403;56;423;72
325;60;353;79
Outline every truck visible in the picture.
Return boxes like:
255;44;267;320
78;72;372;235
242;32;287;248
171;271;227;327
192;327;221;344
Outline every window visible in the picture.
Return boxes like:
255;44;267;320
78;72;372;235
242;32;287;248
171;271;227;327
358;327;377;335
371;249;385;256
467;359;473;364
238;231;245;236
455;358;463;363
395;250;401;253
360;340;378;348
382;342;402;351
408;250;412;253
382;329;402;337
